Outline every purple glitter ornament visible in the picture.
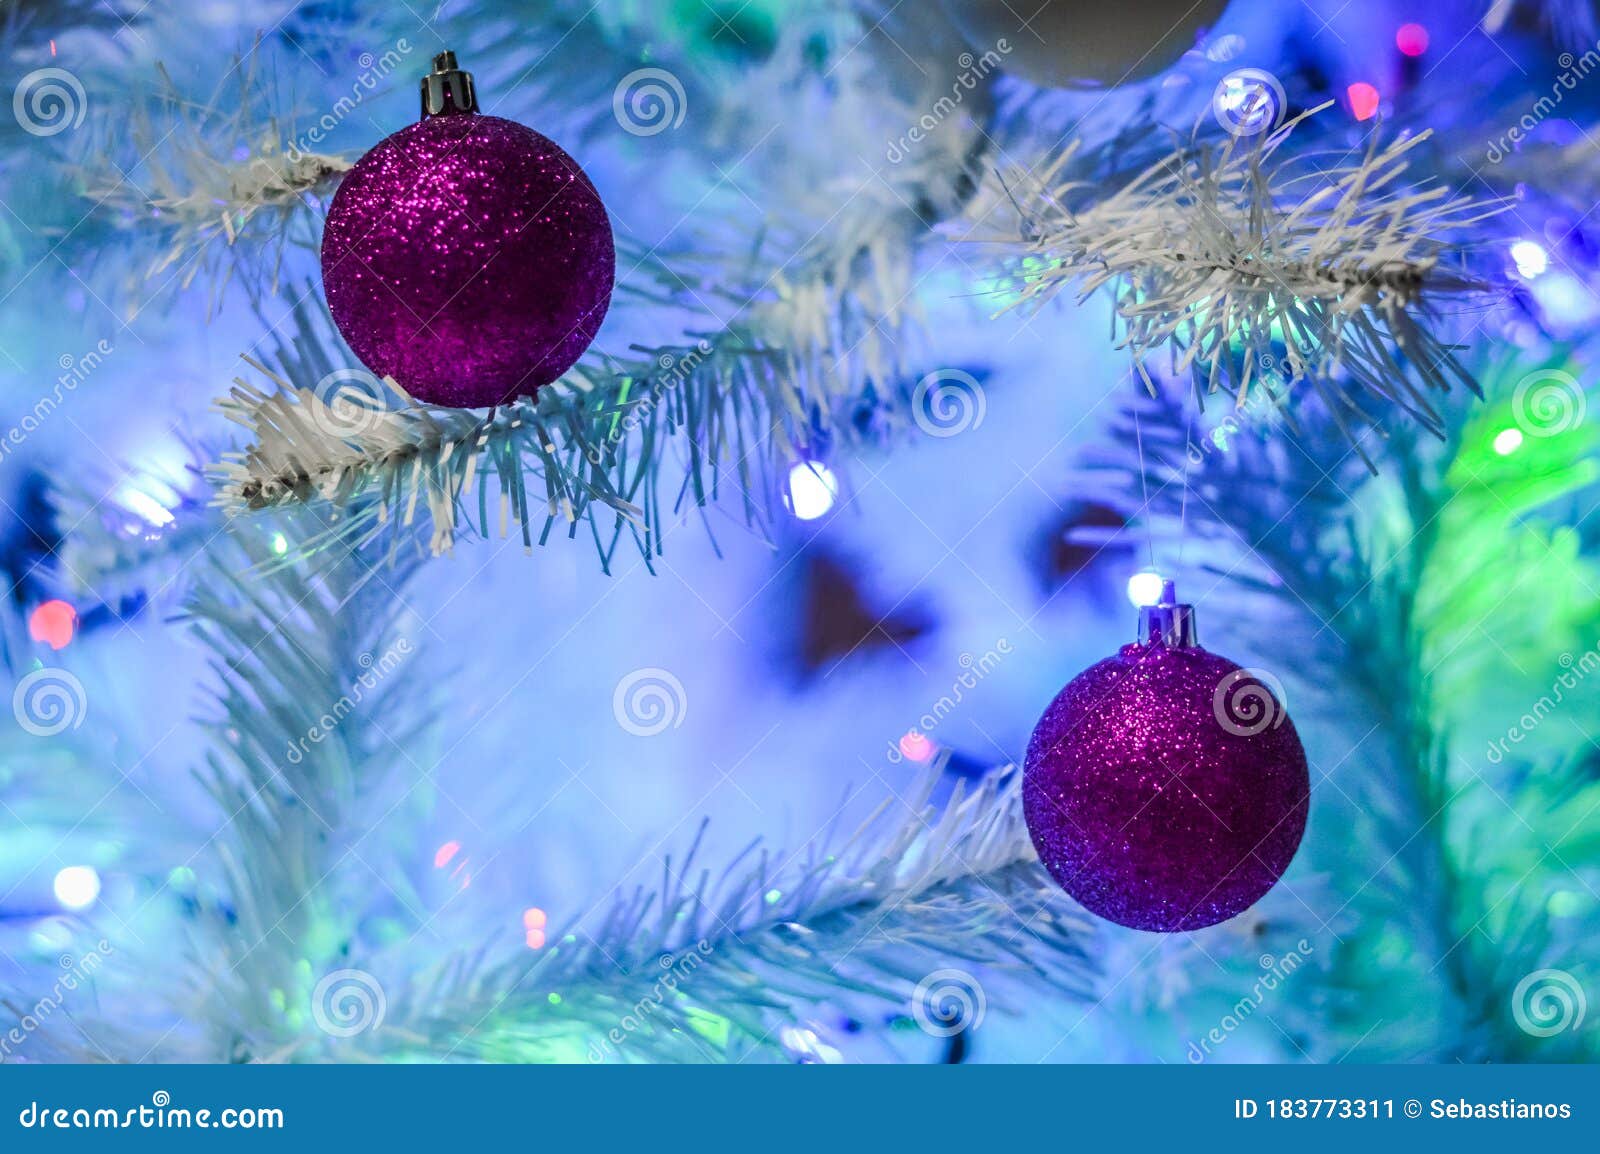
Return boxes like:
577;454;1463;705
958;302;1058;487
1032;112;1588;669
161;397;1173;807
320;52;614;409
1023;582;1309;932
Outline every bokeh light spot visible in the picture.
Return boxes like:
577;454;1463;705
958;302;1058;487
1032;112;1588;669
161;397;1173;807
29;600;77;650
54;865;101;911
1347;82;1380;121
1510;239;1549;279
1127;570;1167;607
786;462;838;521
1396;23;1429;56
1492;428;1524;456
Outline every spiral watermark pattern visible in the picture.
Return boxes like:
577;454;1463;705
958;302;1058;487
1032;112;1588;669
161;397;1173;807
311;968;387;1037
1512;968;1586;1037
1212;68;1285;138
1512;369;1586;438
613;68;686;137
911;968;986;1037
13;668;87;737
613;668;687;736
14;68;87;137
309;368;388;439
912;369;986;438
1212;667;1288;737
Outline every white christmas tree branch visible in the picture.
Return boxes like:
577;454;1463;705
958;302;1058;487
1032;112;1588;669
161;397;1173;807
988;107;1507;462
393;767;1097;1063
82;50;349;311
180;528;434;1060
209;303;807;573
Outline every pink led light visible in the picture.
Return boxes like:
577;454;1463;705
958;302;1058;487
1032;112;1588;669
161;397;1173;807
1396;24;1429;56
1347;82;1380;121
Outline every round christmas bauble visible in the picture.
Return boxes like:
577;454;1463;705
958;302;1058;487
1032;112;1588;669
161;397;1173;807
321;53;614;409
940;0;1229;89
1023;584;1308;932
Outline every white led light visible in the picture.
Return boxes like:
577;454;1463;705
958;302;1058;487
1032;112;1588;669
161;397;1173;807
114;485;176;528
786;462;838;521
53;865;101;911
1511;240;1549;279
1127;570;1167;608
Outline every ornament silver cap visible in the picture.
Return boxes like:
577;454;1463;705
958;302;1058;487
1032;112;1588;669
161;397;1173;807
421;51;479;119
1136;579;1198;649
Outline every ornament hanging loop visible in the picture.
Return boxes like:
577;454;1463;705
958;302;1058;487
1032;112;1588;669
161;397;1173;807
1137;579;1198;649
421;50;478;119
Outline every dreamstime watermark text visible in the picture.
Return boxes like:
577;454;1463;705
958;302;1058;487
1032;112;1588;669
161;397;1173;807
586;342;713;463
885;639;1012;763
0;340;113;462
287;41;413;160
886;42;1010;164
587;941;714;1061
1;941;114;1058
1486;639;1600;764
284;638;413;764
18;1092;282;1131
1485;43;1600;162
1187;939;1315;1062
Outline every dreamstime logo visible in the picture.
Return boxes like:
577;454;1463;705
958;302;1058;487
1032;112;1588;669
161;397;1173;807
311;968;386;1037
14;68;87;137
0;940;114;1059
911;369;986;438
612;668;687;736
1187;939;1316;1062
309;368;389;439
587;340;713;462
0;338;113;464
284;638;413;765
885;639;1012;764
1212;667;1288;737
885;40;1011;164
911;968;985;1037
586;940;714;1062
13;668;87;737
287;39;412;160
1485;639;1600;764
1512;968;1586;1037
1512;369;1586;437
613;68;686;137
1484;41;1600;163
1212;68;1285;137
1185;365;1284;464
